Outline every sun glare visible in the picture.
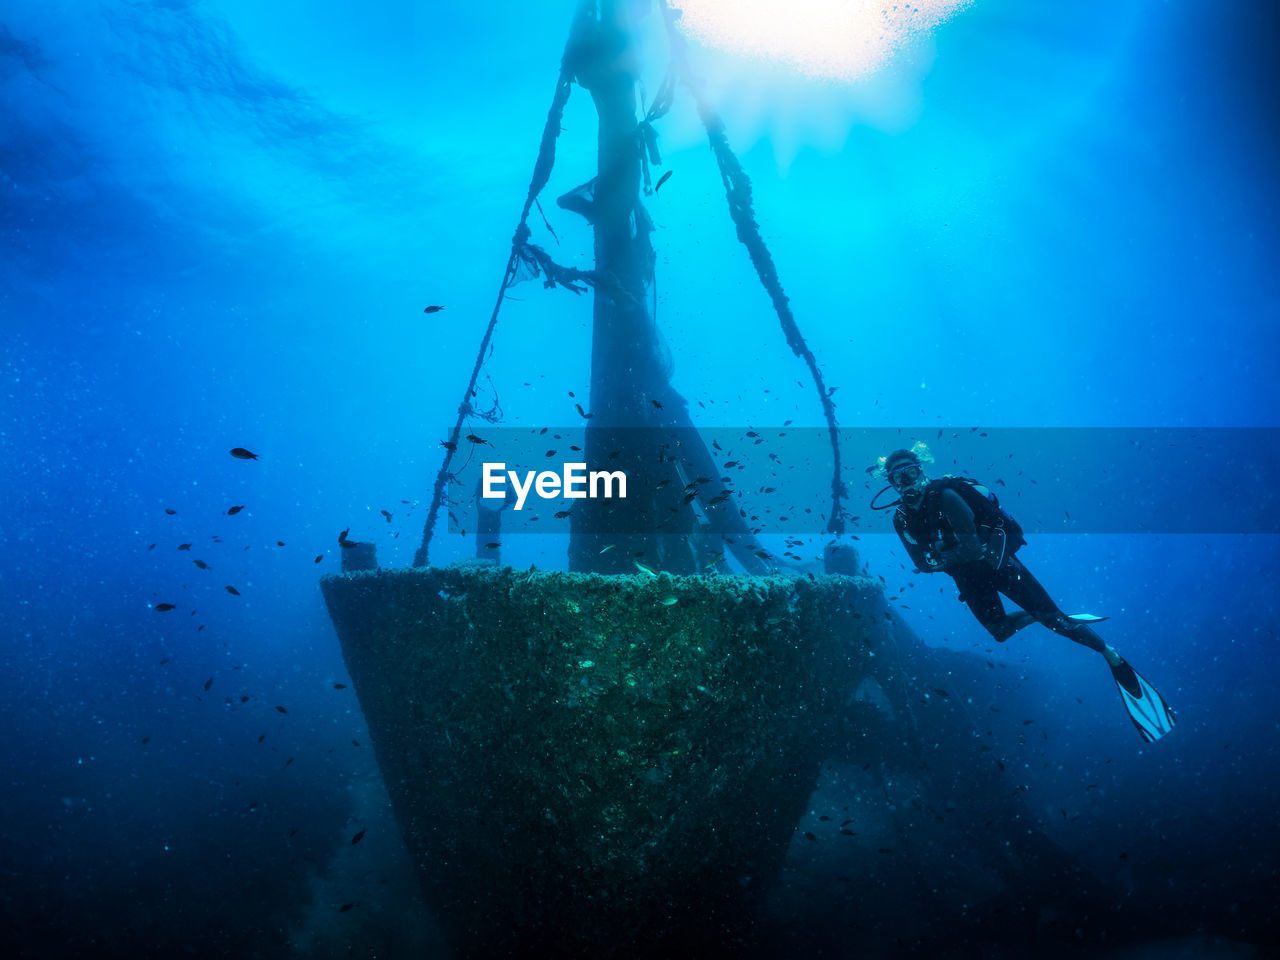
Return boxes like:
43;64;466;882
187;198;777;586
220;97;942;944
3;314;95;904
676;0;974;82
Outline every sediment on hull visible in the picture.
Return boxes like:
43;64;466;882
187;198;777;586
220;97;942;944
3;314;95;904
321;564;877;958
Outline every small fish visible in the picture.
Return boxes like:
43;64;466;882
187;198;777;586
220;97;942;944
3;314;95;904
440;440;457;451
465;434;486;445
227;505;244;515
177;543;191;550
230;448;258;460
314;555;323;564
141;737;150;744
1085;783;1099;791
660;596;679;606
333;683;347;690
289;828;297;838
275;706;287;714
351;829;366;845
165;508;177;515
204;677;213;691
423;305;445;314
380;510;392;522
651;399;663;409
193;559;210;570
339;903;355;913
154;603;176;612
338;527;350;545
484;542;501;549
654;169;673;192
276;541;285;546
818;815;831;821
225;585;241;596
634;562;656;576
574;403;593;420
932;688;950;698
598;544;616;554
159;658;170;664
147;543;156;550
554;510;571;519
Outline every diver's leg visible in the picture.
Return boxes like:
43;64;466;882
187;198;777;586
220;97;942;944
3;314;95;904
998;558;1122;665
953;570;1019;641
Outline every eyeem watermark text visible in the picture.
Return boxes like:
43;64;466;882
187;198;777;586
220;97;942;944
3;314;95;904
482;462;627;511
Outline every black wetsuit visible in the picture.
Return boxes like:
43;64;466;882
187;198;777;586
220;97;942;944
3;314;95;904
894;480;1106;652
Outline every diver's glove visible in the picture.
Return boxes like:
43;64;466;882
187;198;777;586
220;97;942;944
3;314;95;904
936;543;983;570
933;549;963;571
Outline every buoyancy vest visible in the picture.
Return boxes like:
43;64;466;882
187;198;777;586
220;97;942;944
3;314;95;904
896;476;1026;565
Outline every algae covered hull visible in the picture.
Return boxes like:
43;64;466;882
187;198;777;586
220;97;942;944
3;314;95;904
320;564;876;958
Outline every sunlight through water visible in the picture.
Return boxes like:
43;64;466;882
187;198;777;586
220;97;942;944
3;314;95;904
676;0;975;81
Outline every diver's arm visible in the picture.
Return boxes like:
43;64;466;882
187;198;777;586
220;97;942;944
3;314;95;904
894;513;937;572
936;488;984;566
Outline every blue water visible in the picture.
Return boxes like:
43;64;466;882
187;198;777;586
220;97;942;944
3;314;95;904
3;1;1278;956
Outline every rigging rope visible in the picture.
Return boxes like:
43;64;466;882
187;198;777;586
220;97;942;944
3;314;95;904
414;0;596;566
658;2;848;534
417;0;848;564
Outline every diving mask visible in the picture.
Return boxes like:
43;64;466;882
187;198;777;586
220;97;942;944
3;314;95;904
887;462;922;489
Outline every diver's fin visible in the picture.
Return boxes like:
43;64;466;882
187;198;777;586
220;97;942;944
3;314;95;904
1110;659;1176;742
1067;613;1109;623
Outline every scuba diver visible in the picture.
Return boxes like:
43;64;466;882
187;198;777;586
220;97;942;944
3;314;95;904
872;442;1176;743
